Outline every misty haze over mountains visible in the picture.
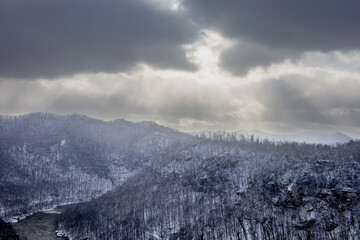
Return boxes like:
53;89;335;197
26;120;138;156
243;130;353;145
193;130;353;145
0;113;360;240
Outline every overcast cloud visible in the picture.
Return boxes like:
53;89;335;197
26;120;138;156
1;0;360;136
182;0;360;74
0;0;196;79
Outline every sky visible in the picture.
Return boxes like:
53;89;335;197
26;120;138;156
1;0;360;136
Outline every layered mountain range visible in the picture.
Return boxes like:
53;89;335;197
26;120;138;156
1;113;360;239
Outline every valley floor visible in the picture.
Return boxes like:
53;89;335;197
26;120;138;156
12;205;72;240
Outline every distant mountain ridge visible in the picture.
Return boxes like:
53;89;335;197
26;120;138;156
239;130;352;144
192;130;352;145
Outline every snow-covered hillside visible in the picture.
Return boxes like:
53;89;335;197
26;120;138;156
0;113;189;219
59;131;360;240
1;113;360;240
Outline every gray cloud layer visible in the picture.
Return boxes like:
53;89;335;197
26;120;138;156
183;0;360;74
1;0;360;135
0;0;197;79
252;74;360;132
2;0;360;78
0;75;238;127
2;65;360;135
184;0;360;50
220;41;300;76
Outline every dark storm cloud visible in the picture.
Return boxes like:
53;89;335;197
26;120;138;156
182;0;360;74
220;41;300;76
0;0;197;79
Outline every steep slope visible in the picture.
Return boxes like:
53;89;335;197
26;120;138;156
58;137;360;240
0;113;189;219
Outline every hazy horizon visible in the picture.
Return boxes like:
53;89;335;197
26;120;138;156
2;111;360;139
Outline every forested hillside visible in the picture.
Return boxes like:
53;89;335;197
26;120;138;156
0;113;189;219
58;134;360;240
1;113;360;240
